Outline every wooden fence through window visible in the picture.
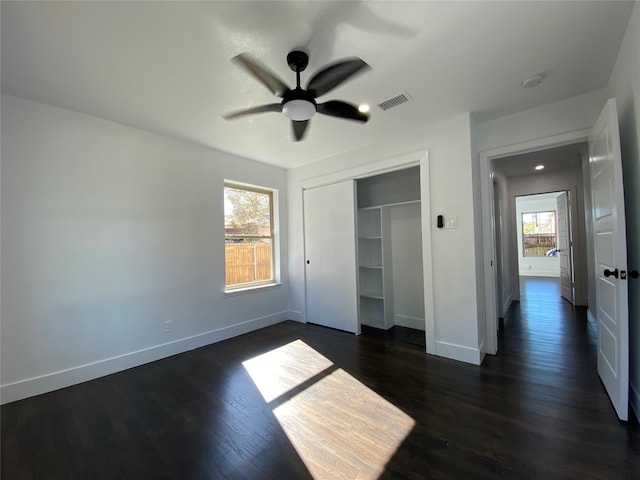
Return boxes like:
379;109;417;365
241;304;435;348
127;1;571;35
523;233;556;257
225;242;272;285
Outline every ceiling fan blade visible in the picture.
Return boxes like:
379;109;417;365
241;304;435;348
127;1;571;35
306;58;370;97
292;120;310;141
316;101;369;123
232;53;290;97
222;103;282;120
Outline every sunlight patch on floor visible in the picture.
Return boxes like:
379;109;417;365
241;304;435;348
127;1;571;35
243;340;415;479
242;339;333;402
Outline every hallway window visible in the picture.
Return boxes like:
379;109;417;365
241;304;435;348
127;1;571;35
522;211;556;257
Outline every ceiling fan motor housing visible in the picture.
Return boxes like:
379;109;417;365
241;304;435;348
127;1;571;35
287;50;309;72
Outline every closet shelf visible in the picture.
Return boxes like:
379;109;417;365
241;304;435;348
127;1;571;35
360;292;384;299
358;199;420;211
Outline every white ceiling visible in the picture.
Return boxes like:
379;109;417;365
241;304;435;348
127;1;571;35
1;1;634;169
493;142;586;177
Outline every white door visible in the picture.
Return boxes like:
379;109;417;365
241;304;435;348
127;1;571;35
304;180;359;334
556;191;574;303
590;98;629;421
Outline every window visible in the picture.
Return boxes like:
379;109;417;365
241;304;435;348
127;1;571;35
522;211;557;257
224;182;275;290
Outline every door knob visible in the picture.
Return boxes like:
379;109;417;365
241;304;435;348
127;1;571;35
630;270;639;279
604;268;619;278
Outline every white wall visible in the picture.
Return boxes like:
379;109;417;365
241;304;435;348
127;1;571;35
390;203;425;330
606;1;640;420
0;94;290;403
476;89;608;153
515;194;561;278
288;113;484;364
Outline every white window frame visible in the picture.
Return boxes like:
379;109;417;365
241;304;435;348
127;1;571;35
224;181;279;293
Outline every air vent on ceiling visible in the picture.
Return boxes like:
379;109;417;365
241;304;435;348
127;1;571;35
378;93;410;111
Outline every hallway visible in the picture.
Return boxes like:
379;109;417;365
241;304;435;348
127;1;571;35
504;276;597;372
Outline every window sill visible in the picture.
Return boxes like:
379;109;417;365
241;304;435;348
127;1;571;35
224;283;282;297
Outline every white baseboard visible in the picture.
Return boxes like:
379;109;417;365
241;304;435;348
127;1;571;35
287;310;304;322
478;339;487;363
0;312;288;405
585;309;597;337
394;314;425;330
502;293;513;316
631;382;640;424
519;272;561;278
434;340;482;365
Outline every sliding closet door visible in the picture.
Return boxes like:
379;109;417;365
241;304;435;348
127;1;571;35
303;181;359;334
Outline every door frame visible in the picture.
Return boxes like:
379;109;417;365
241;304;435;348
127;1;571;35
480;129;591;354
511;189;578;303
299;150;434;352
492;178;504;318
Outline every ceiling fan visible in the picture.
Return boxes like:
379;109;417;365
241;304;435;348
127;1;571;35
223;50;371;141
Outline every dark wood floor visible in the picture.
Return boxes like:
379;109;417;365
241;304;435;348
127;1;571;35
2;277;639;479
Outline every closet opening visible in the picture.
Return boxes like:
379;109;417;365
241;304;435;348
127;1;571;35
356;166;425;349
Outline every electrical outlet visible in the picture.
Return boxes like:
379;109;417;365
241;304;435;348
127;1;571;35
164;320;173;333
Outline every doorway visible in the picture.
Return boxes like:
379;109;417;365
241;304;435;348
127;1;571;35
515;191;576;305
480;134;591;355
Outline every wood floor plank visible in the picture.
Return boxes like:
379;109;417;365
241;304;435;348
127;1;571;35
2;277;639;479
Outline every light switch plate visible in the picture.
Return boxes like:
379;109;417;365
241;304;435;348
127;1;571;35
445;216;458;229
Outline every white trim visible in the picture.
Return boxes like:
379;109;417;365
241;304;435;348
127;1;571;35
0;312;288;405
224;282;282;297
394;314;425;330
434;340;483;365
300;150;425;190
479;128;591;356
502;293;513;317
630;382;640;423
298;149;434;349
286;310;304;322
419;151;436;355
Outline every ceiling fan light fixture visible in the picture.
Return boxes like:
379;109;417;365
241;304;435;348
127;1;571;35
282;99;316;121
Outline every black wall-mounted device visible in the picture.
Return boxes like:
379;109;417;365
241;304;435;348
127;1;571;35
437;215;444;228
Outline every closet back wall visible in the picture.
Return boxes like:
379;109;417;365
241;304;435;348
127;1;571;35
390;203;425;330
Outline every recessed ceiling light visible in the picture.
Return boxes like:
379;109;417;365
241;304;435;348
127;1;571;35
535;164;545;171
521;74;545;89
358;104;370;113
